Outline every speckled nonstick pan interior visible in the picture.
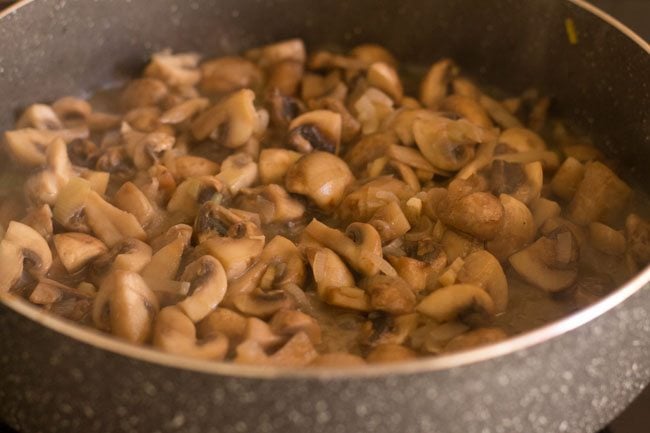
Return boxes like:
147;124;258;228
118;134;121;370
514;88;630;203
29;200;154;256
0;0;649;432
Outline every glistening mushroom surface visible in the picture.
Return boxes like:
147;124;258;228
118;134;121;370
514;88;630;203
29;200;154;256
1;39;648;366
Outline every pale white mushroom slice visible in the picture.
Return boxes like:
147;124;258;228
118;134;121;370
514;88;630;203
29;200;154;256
285;151;355;210
52;177;92;232
0;221;53;292
486;194;536;261
457;250;508;314
177;255;228;322
153;306;228;360
191;89;258;146
416;283;495;322
93;270;159;344
420;58;458;109
53;233;108;273
84;190;147;247
144;50;201;88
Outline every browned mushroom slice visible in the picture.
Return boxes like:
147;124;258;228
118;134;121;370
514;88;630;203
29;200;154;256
444;327;508;353
479;95;523;129
240;331;319;368
349;44;397;68
200;56;262;94
52;177;92;232
120;78;168;110
304;220;395;277
310;353;366;367
567;161;632;226
486;194;535;261
24;137;74;206
216;152;258;195
285;151;354;210
588;222;626;256
436;190;504;241
550;156;585;202
233;287;296;319
410;321;469;354
417;284;496;322
489;160;543;205
305;246;355;296
198;307;248;348
166;175;226;222
368;200;411;243
343;132;396;175
21;204;54;240
457;250;508;314
530;197;562;231
270;309;321;345
93;270;159;343
144;50;201;88
0;221;53;292
509;230;579;292
362;275;416;315
366;344;418;364
387;252;447;293
359;312;418;348
626;214;650;267
177;255;228;322
4;127;87;167
153;306;228;360
413;115;488;172
91;238;152;282
159;98;210;125
246;39;306;67
197;236;265;281
367;62;403;102
193;201;263;244
235;184;305;224
287;110;342;154
53;233;108;273
258;148;303;185
141;236;187;301
441;95;492;129
149;223;193;253
420;58;458;109
267;60;304;96
338;176;414;222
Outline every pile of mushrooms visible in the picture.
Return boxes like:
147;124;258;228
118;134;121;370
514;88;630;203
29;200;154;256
1;39;648;367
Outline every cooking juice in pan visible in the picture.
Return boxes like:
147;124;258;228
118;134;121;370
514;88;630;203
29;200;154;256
1;40;648;365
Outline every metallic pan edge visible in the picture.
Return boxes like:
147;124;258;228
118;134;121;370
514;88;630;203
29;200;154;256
0;0;649;380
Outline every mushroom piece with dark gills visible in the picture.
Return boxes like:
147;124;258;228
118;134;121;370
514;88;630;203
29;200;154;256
2;39;649;365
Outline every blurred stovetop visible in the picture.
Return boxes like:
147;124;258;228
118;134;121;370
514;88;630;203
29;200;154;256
0;1;648;433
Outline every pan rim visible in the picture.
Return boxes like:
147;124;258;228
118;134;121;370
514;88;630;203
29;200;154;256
0;0;649;379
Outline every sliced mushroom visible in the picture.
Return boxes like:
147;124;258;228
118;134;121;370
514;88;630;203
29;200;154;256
144;50;201;88
258;148;303;185
197;236;265;280
141;236;187;300
233;286;296;318
166;175;226;222
198;307;248;347
216;152;258;195
177;255;228;322
321;286;370;312
362;275;416;315
150;223;193;253
439;228;484;262
85;190;147;247
91;238;153;282
588;222;626;256
436;190;504;241
0;221;53;292
353;87;394;135
287;110;342;154
93;270;159;343
153;306;228;359
413;115;488;171
338;176;414;222
444;327;508;352
52;177;92;232
343;132;396;175
159;97;210;124
366;344;417;363
489;160;543;205
267;331;319;367
441;95;492;129
550;156;585;201
456;250;508;314
191;89;258;146
267;60;304;96
567;161;632;226
51;97;92;127
486;194;535;261
416;283;495;322
200;56;262;94
4;127;87;167
305;247;355;297
368;200;411;243
479;95;523;129
193;201;263;244
359;312;418;347
242;317;284;350
246;38;306;68
120;78;168;110
53;233;108;273
16;104;63;130
304;219;395;277
270;309;321;345
349;44;397;68
236;184;305;224
113;181;155;227
285;151;355;210
498;127;546;153
626;214;650;267
530;197;562;231
367;62;403;102
420;58;458;109
387;251;447;293
21;204;54;240
509;231;579;292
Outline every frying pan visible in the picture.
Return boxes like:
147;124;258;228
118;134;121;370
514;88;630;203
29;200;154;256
0;0;649;432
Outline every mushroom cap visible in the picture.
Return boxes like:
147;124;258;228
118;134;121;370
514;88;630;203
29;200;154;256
200;56;262;95
416;283;495;322
486;194;536;261
288;110;342;154
420;58;458;109
436;191;504;241
1;221;53;283
367;62;403;102
363;275;416;315
285;151;354;210
413;116;482;171
457;250;508;314
177;255;228;322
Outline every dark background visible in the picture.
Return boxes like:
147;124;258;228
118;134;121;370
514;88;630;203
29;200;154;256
0;1;647;433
